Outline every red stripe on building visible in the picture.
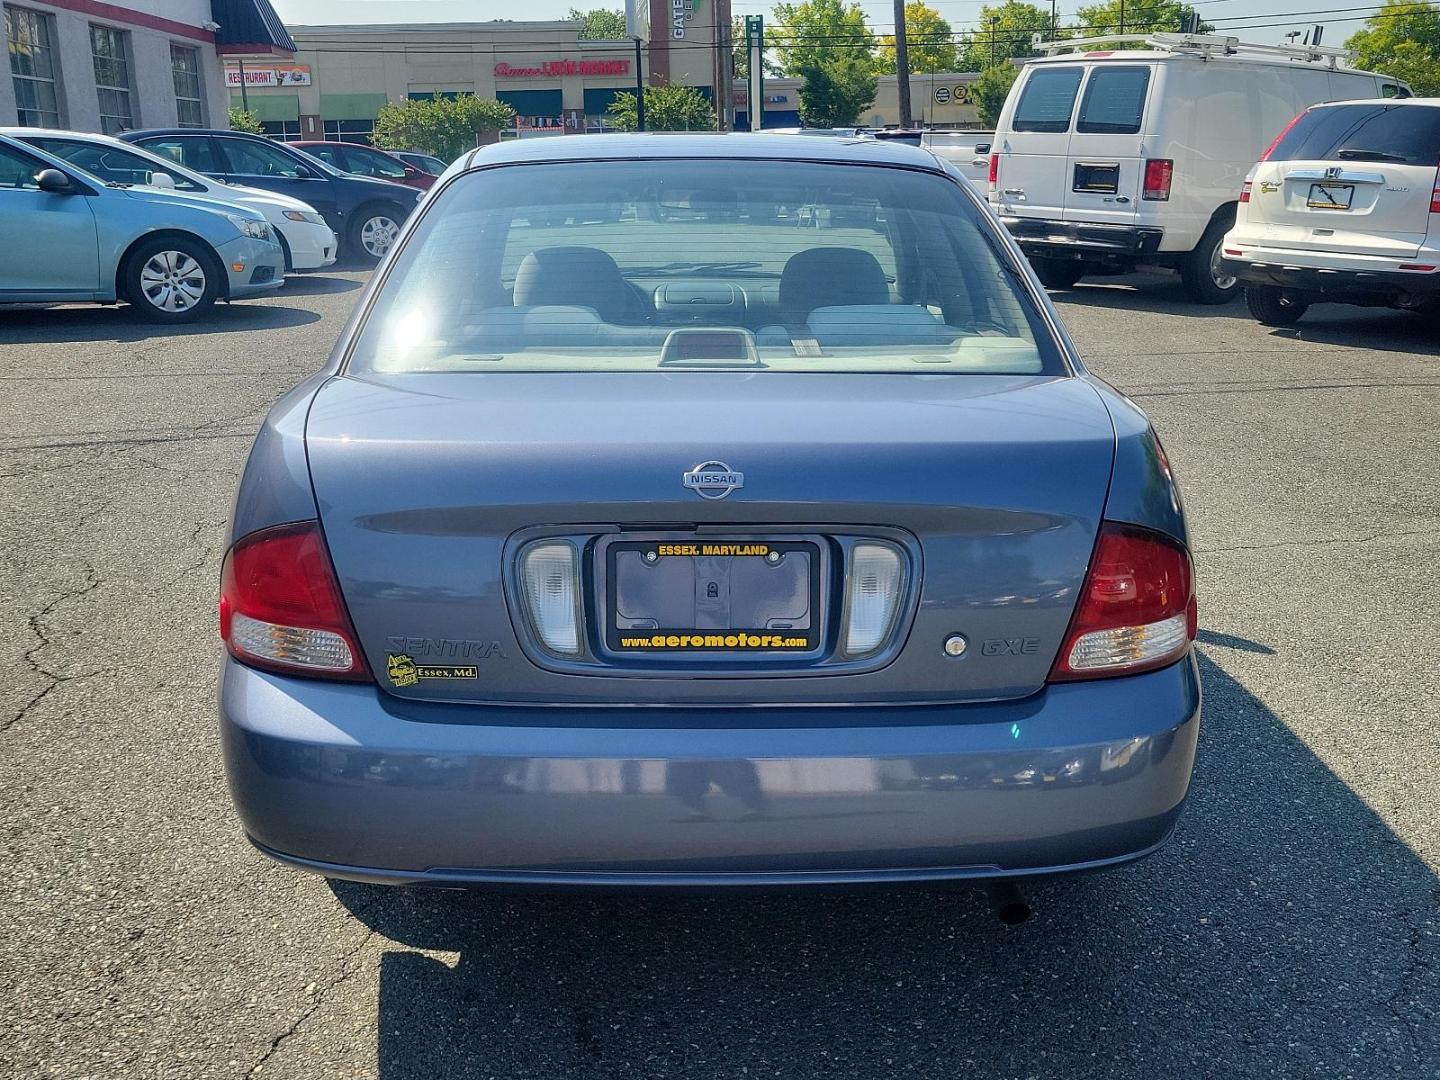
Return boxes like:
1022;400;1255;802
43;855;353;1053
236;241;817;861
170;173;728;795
28;0;215;42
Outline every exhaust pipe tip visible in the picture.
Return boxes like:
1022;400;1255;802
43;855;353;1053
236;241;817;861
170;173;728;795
987;881;1033;925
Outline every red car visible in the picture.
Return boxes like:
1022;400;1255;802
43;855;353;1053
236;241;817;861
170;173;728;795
291;140;435;190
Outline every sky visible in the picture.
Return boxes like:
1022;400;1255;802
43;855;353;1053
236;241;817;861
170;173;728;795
268;0;1383;53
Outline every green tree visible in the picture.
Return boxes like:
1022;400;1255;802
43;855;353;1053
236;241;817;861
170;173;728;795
372;95;515;160
796;56;878;126
880;2;958;73
567;7;627;39
971;63;1018;126
958;2;1052;71
606;83;717;130
1071;0;1209;38
227;106;264;134
1347;0;1440;94
770;0;878;77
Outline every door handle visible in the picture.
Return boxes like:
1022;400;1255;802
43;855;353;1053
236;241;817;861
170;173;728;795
1003;187;1027;200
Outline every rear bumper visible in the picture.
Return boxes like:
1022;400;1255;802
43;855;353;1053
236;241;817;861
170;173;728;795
1222;249;1440;298
220;653;1201;886
997;215;1164;265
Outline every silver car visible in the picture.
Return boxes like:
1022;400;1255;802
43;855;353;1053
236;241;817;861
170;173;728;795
219;135;1198;909
0;133;284;322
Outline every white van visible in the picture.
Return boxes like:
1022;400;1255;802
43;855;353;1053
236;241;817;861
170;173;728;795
988;33;1409;302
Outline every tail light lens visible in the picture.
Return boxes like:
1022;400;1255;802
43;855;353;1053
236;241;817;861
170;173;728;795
1430;180;1440;214
840;542;906;658
988;152;999;192
219;521;369;680
518;541;582;656
1049;523;1196;682
1142;159;1173;201
1240;182;1252;204
1260;109;1306;162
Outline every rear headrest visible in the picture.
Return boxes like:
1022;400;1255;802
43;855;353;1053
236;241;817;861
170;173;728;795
513;246;630;321
780;247;889;319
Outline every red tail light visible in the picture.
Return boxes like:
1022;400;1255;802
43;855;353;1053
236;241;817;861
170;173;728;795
1430;180;1440;214
1049;523;1197;682
1142;159;1173;201
1240;181;1252;204
988;152;999;188
1260;109;1306;162
219;521;369;681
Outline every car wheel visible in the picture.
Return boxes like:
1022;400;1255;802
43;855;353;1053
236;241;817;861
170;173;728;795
124;236;220;323
349;206;403;264
1181;214;1241;304
1032;257;1085;290
1245;285;1309;326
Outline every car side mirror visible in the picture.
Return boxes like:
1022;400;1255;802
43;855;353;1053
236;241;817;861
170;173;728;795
403;165;418;177
148;171;176;189
294;165;317;179
35;168;75;194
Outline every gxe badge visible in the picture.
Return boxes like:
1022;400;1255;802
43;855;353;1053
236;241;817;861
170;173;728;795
683;460;744;500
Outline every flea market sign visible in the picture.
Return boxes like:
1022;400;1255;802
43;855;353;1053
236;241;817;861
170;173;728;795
671;0;702;38
494;59;631;77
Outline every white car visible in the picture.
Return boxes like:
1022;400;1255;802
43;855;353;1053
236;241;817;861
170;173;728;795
921;131;993;187
1223;98;1440;325
6;128;338;273
988;33;1409;302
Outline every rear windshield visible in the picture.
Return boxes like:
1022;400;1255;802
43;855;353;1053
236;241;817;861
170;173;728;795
1076;66;1150;134
1012;67;1083;133
1269;104;1440;166
346;158;1061;376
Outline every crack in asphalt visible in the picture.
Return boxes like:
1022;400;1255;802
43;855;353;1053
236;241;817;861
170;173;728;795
3;564;107;734
1197;528;1436;555
244;925;377;1076
1382;885;1440;1067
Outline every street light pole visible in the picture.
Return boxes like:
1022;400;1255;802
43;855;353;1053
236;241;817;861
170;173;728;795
893;0;912;129
988;15;999;68
237;57;249;112
634;37;645;131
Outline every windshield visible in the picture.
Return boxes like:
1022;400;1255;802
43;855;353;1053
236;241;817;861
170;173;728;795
347;158;1060;376
25;136;207;191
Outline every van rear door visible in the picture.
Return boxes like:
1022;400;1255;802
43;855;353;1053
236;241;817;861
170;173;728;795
1062;64;1153;227
994;65;1084;221
1245;102;1440;257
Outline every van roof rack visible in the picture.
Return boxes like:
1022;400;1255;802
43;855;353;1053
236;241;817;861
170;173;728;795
1036;31;1355;69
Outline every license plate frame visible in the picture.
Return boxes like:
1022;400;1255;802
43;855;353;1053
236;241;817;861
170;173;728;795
1306;182;1354;210
602;535;825;658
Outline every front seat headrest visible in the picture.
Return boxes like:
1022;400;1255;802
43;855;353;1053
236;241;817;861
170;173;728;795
780;247;890;320
513;246;630;322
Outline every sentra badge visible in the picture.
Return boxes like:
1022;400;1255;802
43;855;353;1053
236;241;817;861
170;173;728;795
682;460;744;500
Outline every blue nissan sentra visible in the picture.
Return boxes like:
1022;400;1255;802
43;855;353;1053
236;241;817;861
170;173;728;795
219;134;1199;903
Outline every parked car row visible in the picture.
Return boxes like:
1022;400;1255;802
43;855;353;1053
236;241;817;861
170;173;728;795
0;127;445;322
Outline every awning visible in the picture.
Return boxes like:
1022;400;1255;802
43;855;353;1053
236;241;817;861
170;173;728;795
211;0;297;56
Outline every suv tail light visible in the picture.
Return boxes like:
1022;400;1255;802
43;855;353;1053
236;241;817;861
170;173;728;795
219;521;369;681
1142;159;1173;201
1240;182;1252;204
1260;110;1306;162
1049;523;1196;682
1430;178;1440;214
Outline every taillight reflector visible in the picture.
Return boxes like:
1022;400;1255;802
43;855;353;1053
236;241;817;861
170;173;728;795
1049;523;1197;682
1239;181;1252;204
1399;263;1436;272
1260;110;1306;162
988;152;999;187
219;521;369;681
1142;159;1173;201
1431;183;1440;214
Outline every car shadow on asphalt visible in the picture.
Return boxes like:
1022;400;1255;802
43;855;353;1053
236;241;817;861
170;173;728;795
330;651;1439;1078
0;300;322;343
274;274;365;298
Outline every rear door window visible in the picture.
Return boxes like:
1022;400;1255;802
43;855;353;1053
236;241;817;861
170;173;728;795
140;135;221;174
303;143;345;170
218;137;308;177
1076;66;1151;134
1269;104;1440;166
1012;67;1083;132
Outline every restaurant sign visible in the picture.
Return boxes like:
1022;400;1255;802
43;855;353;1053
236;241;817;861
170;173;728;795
225;64;311;87
494;59;630;78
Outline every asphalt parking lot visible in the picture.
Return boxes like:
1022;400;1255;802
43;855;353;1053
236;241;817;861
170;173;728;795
2;271;1438;1080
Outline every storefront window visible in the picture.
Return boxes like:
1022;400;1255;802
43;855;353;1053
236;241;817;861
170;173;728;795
323;119;374;144
6;5;62;128
261;120;302;142
170;44;204;128
89;24;134;134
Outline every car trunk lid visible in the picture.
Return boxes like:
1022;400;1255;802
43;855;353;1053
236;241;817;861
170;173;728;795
304;371;1118;708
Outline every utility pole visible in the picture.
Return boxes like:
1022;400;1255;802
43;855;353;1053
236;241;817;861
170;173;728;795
236;57;249;112
893;0;912;128
1050;0;1058;37
1119;0;1126;35
988;15;999;68
633;37;645;131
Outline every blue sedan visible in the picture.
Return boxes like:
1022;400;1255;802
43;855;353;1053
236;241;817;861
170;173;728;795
218;135;1198;909
0;133;283;321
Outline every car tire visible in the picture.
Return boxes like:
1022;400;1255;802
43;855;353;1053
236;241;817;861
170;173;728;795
1181;213;1242;304
123;235;221;323
1245;285;1309;326
348;204;405;265
1032;258;1085;290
